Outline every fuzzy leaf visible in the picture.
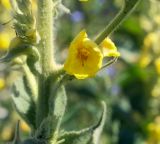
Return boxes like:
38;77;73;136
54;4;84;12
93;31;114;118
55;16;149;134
0;45;40;63
12;76;36;129
58;102;107;144
92;102;106;144
53;86;67;126
15;0;32;15
11;0;36;44
58;128;92;144
36;86;67;139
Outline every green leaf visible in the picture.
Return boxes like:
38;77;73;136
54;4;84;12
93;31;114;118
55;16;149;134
12;76;36;129
58;128;92;144
15;0;32;14
53;86;67;130
58;102;107;144
22;64;38;101
0;45;40;63
35;85;67;140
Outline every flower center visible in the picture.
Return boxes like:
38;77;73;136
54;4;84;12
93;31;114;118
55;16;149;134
77;47;90;66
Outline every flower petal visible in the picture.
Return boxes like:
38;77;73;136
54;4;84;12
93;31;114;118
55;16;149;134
64;30;103;79
100;38;120;57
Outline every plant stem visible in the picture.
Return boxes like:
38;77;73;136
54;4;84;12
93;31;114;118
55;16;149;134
37;0;56;73
36;0;55;127
100;57;118;70
95;0;142;44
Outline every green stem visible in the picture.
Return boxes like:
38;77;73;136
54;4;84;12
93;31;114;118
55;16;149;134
12;120;21;143
36;0;56;127
37;0;56;73
100;57;118;70
95;0;142;44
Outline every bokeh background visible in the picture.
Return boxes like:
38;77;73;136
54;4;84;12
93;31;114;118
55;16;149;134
0;0;160;144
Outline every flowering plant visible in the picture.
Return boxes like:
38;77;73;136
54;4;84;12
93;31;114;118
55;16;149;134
0;0;141;144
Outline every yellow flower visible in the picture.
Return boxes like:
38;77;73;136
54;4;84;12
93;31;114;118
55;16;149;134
0;78;5;90
154;58;160;75
1;126;12;141
64;30;103;79
0;32;10;50
143;33;156;50
0;0;11;9
100;38;120;57
31;0;37;12
148;120;160;142
20;121;31;132
139;54;152;68
79;0;88;2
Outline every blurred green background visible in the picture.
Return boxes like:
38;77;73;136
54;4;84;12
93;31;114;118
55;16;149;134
0;0;160;144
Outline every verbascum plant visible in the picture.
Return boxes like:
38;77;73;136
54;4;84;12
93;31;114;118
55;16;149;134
0;0;142;144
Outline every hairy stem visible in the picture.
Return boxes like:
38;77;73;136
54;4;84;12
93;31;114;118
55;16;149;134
37;0;56;73
36;0;55;127
95;0;142;44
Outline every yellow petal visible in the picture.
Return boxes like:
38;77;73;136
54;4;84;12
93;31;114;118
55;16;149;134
0;32;10;50
70;30;87;49
139;54;152;68
74;74;89;79
0;78;5;90
64;30;103;79
79;0;88;2
20;121;31;132
1;0;11;9
143;33;156;50
100;38;120;57
155;58;160;75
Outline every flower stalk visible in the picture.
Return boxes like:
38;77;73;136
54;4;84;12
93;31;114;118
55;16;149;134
36;0;56;127
37;0;56;73
95;0;142;44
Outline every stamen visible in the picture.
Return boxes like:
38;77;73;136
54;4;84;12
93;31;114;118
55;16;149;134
77;47;90;66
